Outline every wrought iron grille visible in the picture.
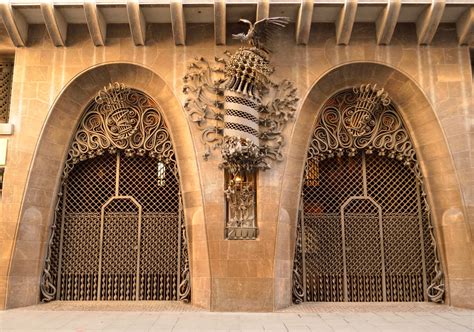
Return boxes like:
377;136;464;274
0;61;13;123
293;87;444;304
224;170;258;240
41;84;191;302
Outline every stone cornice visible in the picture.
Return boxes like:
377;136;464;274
0;0;471;47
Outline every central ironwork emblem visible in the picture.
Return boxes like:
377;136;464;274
97;84;140;141
343;85;390;137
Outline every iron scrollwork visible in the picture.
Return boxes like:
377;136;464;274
183;17;298;240
183;55;298;171
178;199;191;302
40;83;191;303
292;206;305;304
66;83;175;175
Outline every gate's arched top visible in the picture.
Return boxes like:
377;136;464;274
65;83;175;178
307;86;419;178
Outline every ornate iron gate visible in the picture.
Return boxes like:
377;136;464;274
293;86;444;303
41;83;191;302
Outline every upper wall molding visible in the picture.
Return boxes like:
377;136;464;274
0;1;471;47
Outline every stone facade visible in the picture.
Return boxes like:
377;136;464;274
0;22;472;311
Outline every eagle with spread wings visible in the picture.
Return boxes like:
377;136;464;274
232;17;290;53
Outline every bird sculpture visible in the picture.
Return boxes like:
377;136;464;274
232;17;289;53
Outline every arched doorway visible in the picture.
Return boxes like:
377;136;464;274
292;86;444;303
40;83;191;302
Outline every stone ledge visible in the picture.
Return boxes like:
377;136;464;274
0;123;13;135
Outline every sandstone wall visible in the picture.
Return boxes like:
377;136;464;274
0;23;472;310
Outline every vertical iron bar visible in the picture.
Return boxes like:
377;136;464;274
56;181;69;300
341;204;348;302
98;154;120;301
136;204;142;301
363;153;387;301
377;204;387;302
98;205;105;301
300;197;307;302
416;181;428;301
177;193;182;300
362;152;368;197
115;153;120;197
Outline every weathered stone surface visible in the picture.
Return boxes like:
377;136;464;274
0;23;472;311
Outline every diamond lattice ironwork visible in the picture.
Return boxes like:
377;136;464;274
0;61;13;123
